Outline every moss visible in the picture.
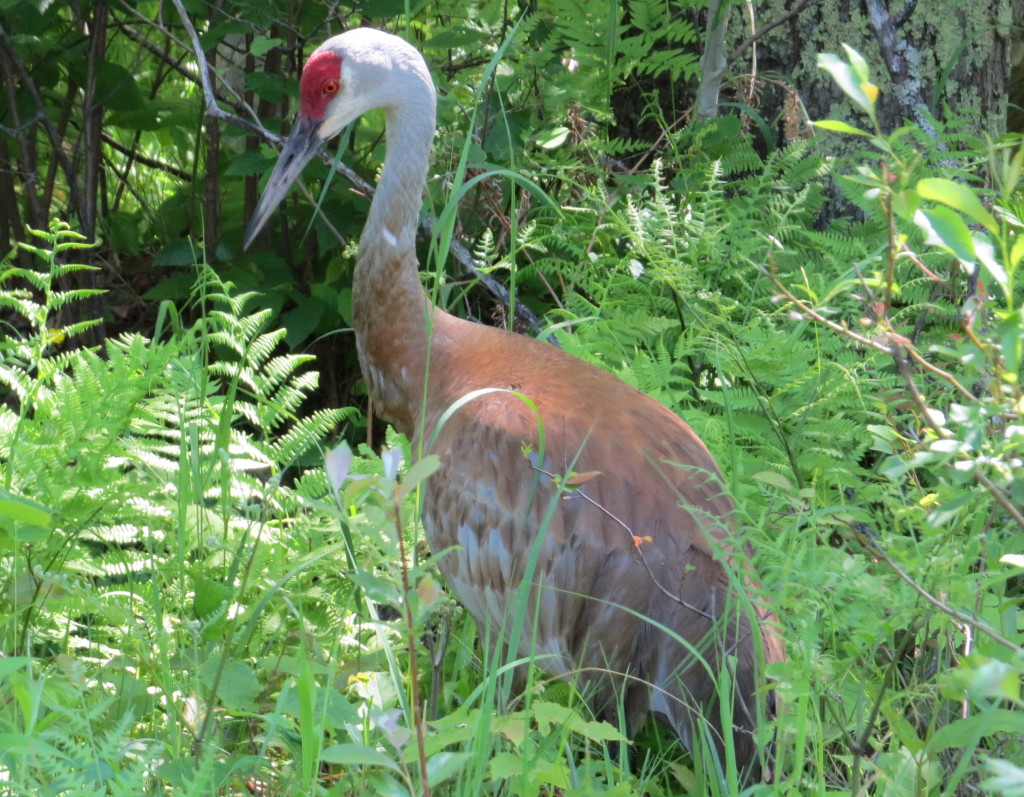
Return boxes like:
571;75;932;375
730;0;1012;153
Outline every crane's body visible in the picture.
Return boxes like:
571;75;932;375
244;27;780;775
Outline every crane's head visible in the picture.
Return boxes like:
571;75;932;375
243;28;431;250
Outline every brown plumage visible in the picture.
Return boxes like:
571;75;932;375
244;27;782;779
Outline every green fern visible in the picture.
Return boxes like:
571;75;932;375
0;231;365;795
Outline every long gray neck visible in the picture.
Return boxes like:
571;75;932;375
351;71;438;435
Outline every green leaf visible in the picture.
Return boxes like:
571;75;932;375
572;718;629;743
426;29;488;49
0;733;63;757
999;311;1023;372
426;752;472;786
812;119;870;136
490;751;524;780
192;576;232;620
0;490;52;528
199;659;262;711
926;709;1024;753
981;759;1024;796
927;492;973;528
278;686;360;728
817;52;873;116
154;240;199;267
842;43;871;84
0;658;31;681
917;178;998;234
94;60;143;111
752;471;793;490
398;455;440;501
319;743;402;773
246;72;291;104
226;150;276;177
143;274;196;301
973;234;1009;293
913;207;976;264
283;296;325;348
538;126;570;149
1010;235;1024;270
198;20;250;50
364;771;410;797
251;36;284;57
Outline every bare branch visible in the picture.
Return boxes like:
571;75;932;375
974;469;1024;531
531;462;715;621
101;132;191;181
728;0;822;65
863;0;940;142
763;265;891;353
0;19;82;222
894;0;918;29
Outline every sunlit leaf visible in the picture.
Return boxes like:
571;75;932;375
843;43;872;83
539;126;570;149
917;177;998;234
426;752;473;786
818;52;873;116
325;442;354;500
251;36;284;57
320;743;403;773
974;234;1010;293
812;119;870;136
980;759;1024;796
398;454;440;500
914;207;976;264
0;490;51;528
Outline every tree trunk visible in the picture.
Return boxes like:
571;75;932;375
76;0;108;346
697;0;730;121
731;0;1016;147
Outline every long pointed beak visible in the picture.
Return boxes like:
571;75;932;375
243;114;325;250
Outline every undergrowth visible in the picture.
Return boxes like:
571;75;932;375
1;34;1023;797
540;49;1024;795
0;225;662;797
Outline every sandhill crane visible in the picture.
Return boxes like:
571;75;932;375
243;26;781;779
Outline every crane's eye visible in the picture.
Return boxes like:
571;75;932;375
322;80;340;96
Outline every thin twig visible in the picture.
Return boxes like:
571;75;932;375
763;265;891;353
892;332;975;401
849;522;1019;652
101;132;192;181
727;0;822;64
973;469;1024;531
530;463;715;621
